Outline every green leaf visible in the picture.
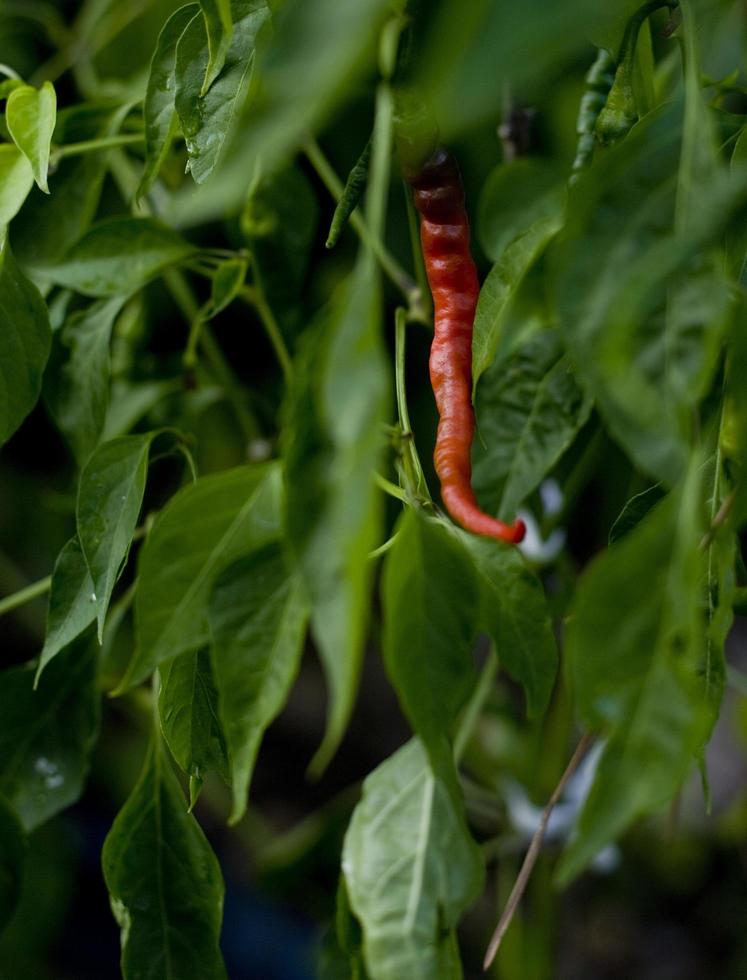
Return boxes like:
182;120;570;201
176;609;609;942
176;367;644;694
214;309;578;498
102;740;227;980
240;165;319;325
342;739;483;980
476;159;563;263
209;256;247;314
33;217;197;297
199;0;234;94
0;145;34;226
242;0;389;168
175;0;270;184
44;297;126;464
0;636;99;831
558;467;710;882
13;103;131;266
37;537;96;682
608;484;664;544
168;0;389;224
555;105;746;483
0;231;51;447
138;3;200;200
456;530;558;718
284;256;387;773
676;0;721;235
208;545;309;822
382;510;478;761
125;463;283;691
5;82;56;193
473;330;592;519
158;648;230;803
417;0;611;140
472;211;565;391
77;433;155;642
0;797;26;934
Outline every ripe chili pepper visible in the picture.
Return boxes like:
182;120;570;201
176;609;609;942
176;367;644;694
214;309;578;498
406;149;526;545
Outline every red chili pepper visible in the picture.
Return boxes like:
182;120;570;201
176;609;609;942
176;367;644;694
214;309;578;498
407;149;526;545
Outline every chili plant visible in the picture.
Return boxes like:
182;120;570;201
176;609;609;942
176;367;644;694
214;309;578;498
1;0;746;978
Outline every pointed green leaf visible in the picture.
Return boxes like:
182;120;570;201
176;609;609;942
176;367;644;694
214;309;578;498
209;257;247;315
33;217;197;297
556;105;747;483
126;463;282;690
13;102;131;266
199;0;234;94
77;433;155;641
208;545;309;823
138;3;200;199
37;537;96;681
343;739;483;980
0;636;99;831
473;329;592;520
102;740;227;980
382;510;479;758
0;231;51;446
284;254;387;773
472;210;564;390
456;530;558;718
166;0;390;224
158;648;230;796
608;484;664;544
558;468;710;882
477;159;563;263
44;297;126;464
175;0;269;184
5;82;56;193
0;797;26;933
0;145;34;226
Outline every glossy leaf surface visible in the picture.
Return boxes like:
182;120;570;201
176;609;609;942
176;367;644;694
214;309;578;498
102;741;227;980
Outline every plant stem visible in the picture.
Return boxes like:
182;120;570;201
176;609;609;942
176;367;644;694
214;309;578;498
454;647;499;763
239;286;293;385
53;133;143;162
0;576;52;617
303;136;421;309
403;180;432;323
483;732;595;970
395;307;429;499
374;472;408;502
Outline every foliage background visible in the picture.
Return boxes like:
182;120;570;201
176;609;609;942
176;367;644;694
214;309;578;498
0;0;746;978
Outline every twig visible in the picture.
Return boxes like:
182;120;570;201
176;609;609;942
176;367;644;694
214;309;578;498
0;575;52;617
483;732;594;970
303;137;422;312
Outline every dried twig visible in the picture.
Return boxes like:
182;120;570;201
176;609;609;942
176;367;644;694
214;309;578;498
483;732;595;970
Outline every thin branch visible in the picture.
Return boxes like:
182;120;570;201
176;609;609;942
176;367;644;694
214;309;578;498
483;732;595;971
0;576;52;617
303;137;422;311
239;286;293;385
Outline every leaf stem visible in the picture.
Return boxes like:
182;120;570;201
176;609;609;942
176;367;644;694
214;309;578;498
303;136;422;311
395;307;429;499
52;133;143;163
0;575;52;617
374;472;408;502
483;732;595;970
454;647;499;763
239;286;293;385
